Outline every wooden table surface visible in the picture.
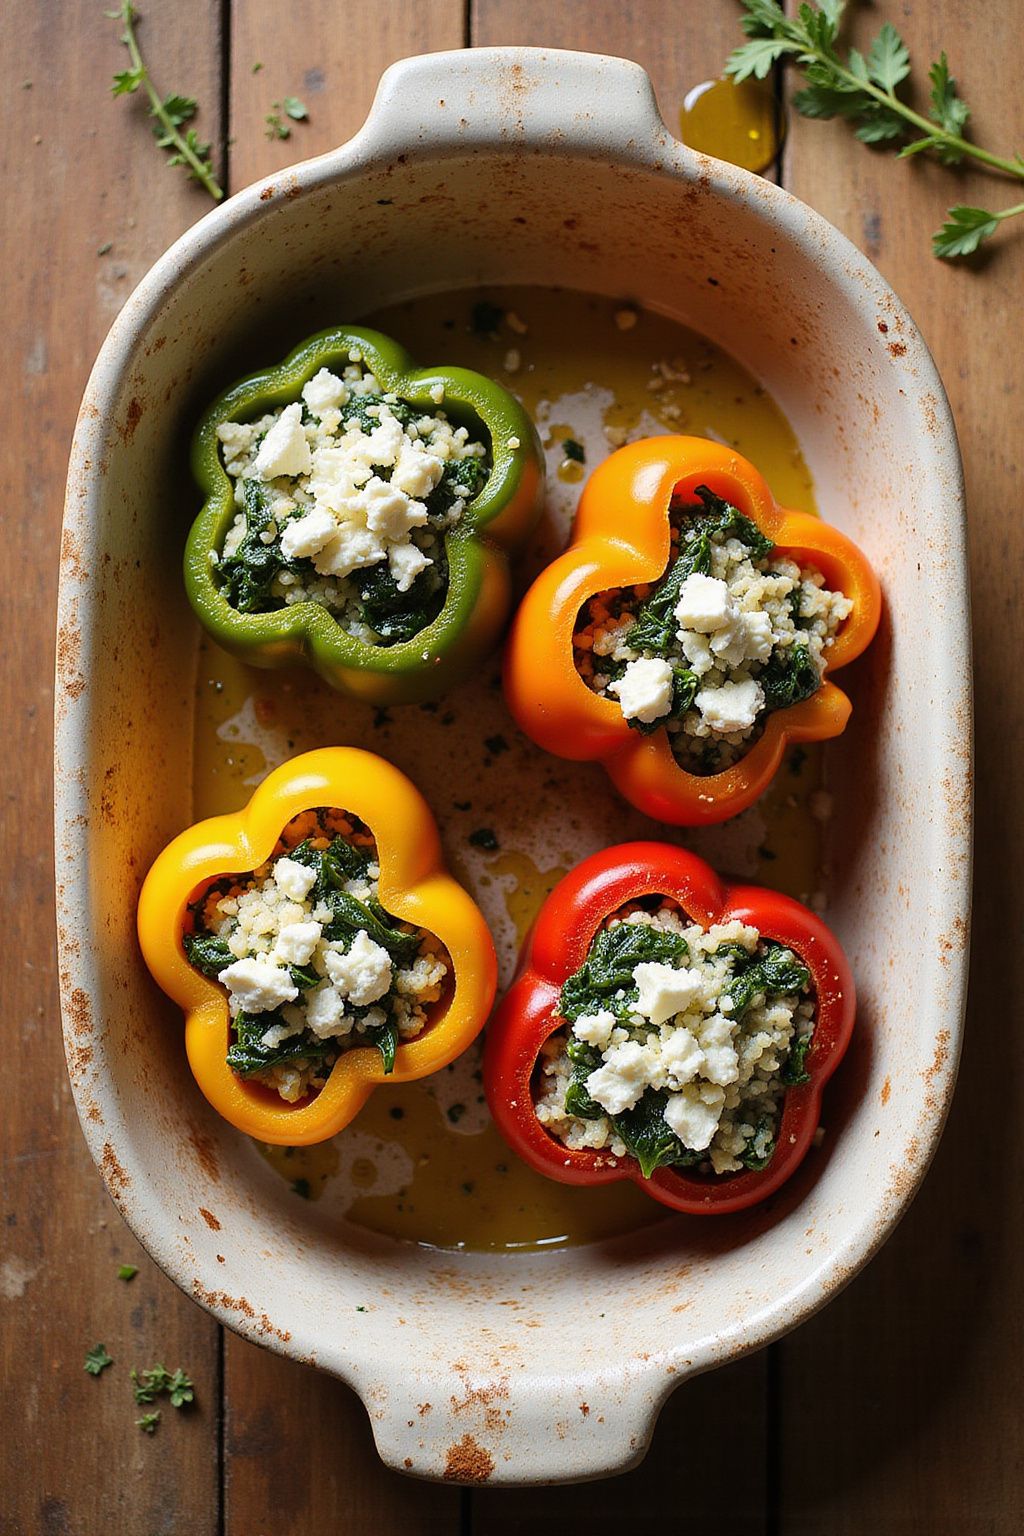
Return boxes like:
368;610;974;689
4;1;1021;1530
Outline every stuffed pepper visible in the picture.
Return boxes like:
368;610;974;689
484;843;854;1214
138;748;497;1145
504;437;880;824
186;325;544;703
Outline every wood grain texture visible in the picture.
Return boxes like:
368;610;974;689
1;2;224;1532
779;3;1023;1532
228;0;466;189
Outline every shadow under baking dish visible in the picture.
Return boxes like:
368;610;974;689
192;284;832;1253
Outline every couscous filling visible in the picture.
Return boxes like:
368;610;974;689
185;808;449;1103
213;354;490;643
534;898;815;1176
573;486;853;774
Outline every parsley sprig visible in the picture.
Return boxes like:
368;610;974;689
726;1;1024;259
109;3;223;201
131;1364;195;1408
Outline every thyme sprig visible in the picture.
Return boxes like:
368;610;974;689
109;2;223;201
726;1;1024;259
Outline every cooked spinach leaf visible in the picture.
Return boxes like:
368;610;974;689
339;393;416;433
760;643;820;712
626;485;773;656
364;1015;399;1075
320;889;420;963
287;834;370;902
356;557;446;642
217;479;301;613
225;1013;334;1078
725;941;810;1019
739;1116;776;1171
782;1030;813;1086
427;454;488;521
560;922;689;1022
615;1089;704;1179
183;932;233;978
563;1036;604;1120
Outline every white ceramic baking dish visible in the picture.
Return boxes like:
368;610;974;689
56;48;971;1485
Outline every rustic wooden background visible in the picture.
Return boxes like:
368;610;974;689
4;0;1021;1530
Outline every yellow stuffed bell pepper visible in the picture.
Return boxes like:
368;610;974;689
138;748;496;1145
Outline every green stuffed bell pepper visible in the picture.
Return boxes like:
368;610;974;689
185;325;544;703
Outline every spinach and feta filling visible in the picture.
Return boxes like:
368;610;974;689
185;808;449;1104
573;486;853;774
213;356;490;644
534;900;814;1176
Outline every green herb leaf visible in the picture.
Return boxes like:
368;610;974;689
85;1344;113;1375
562;438;586;463
109;3;222;199
865;21;911;93
469;828;499;851
283;96;308;121
759;643;820;712
118;1264;139;1282
932;205;1001;259
725;2;1024;260
167;1369;195;1408
137;1411;161;1434
563;1036;604;1120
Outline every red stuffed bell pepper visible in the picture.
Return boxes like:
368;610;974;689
484;843;854;1215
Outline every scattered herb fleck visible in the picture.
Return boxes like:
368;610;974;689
356;1305;367;1313
726;0;1024;259
484;734;509;756
470;300;504;336
108;3;222;200
137;1411;161;1434
291;1178;311;1199
468;828;499;851
447;1103;466;1124
132;1364;195;1409
97;241;113;256
563;437;586;463
117;1264;139;1282
85;1344;113;1376
252;61;263;73
389;1106;405;1120
283;96;308;121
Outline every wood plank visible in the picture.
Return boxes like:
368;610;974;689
222;5;466;1533
471;0;770;1521
779;2;1024;1532
1;1;225;1531
228;0;467;189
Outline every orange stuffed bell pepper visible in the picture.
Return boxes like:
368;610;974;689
138;747;496;1145
504;437;881;825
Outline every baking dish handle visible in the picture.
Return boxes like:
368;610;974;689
363;1365;675;1485
357;46;672;161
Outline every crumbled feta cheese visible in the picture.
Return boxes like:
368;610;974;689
356;476;429;540
664;1083;724;1151
429;382;445;405
273;919;322;967
301;368;347;417
324;930;393;1007
633;961;703;1026
675;572;735;633
305;983;350;1039
252;403;312;480
608;657;674;724
389;541;432;593
220;956;298;1015
585;1041;655;1115
390;441;443;499
572;1009;618;1050
313;524;387;579
273;857;318;902
279;506;338;561
695;678;765;734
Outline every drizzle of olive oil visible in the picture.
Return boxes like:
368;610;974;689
192;286;822;1252
679;75;782;174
